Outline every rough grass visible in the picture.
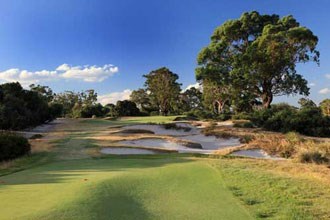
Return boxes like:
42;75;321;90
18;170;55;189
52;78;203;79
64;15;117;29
212;158;330;219
1;117;330;219
205;124;330;164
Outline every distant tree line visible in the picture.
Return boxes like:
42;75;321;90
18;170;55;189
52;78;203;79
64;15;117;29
0;11;329;138
0;82;59;130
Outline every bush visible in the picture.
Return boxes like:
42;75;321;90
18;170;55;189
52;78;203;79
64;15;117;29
0;132;31;161
150;111;159;116
115;100;140;116
298;151;329;164
233;120;254;128
232;112;252;120
251;104;330;137
214;113;231;121
0;82;55;130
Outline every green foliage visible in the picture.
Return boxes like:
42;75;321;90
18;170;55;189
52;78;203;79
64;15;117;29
130;88;157;113
143;67;181;115
149;111;159;116
251;104;330;137
231;112;252;120
80;103;107;118
298;98;316;108
53;89;99;117
105;103;118;117
115;100;140;116
196;11;319;109
186;109;214;119
48;103;64;118
233;121;254;128
0;82;57;130
179;87;203;112
0;132;31;161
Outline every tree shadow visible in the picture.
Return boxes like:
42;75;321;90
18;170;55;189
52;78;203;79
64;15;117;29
0;156;193;187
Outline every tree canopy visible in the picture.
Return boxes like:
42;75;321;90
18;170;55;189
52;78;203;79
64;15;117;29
196;11;319;109
143;67;181;115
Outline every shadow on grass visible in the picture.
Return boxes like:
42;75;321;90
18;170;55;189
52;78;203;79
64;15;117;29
0;155;194;187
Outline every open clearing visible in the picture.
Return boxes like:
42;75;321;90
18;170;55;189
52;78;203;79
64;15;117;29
1;116;329;220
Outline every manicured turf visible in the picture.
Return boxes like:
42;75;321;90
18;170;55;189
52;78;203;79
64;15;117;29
0;157;252;220
1;117;329;219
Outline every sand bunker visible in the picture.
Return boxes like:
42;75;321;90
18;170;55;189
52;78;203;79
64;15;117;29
123;123;198;136
117;138;217;154
101;122;244;155
179;134;241;150
100;147;157;155
230;149;281;160
98;121;284;159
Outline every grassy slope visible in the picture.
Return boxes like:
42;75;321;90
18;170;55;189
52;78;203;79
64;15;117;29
0;158;252;220
0;116;329;219
212;158;330;219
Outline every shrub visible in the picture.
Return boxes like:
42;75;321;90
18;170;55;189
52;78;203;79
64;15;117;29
0;132;31;161
298;151;329;164
233;120;254;128
232;112;252;120
251;104;330;137
215;113;231;121
150;111;159;116
186;109;214;119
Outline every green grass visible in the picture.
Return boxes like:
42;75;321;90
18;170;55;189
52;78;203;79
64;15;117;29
0;116;329;219
212;158;330;219
80;115;182;127
0;157;252;220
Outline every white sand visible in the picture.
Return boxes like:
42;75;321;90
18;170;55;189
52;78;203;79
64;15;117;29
100;147;156;155
231;149;282;160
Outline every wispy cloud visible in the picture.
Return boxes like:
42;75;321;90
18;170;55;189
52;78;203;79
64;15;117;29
309;82;316;87
319;88;330;94
0;64;119;86
98;89;132;105
326;74;330;79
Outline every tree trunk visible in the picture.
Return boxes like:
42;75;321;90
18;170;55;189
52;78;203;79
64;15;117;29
262;92;273;109
213;100;227;114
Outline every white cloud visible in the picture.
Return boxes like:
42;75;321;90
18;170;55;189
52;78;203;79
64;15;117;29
309;82;316;87
326;74;330;79
319;88;330;94
0;63;119;86
59;64;118;82
183;82;202;92
98;89;132;105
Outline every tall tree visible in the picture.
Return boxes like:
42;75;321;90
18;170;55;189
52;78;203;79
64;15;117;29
180;87;203;112
143;67;181;115
196;11;319;109
298;98;316;109
29;84;54;102
130;89;152;112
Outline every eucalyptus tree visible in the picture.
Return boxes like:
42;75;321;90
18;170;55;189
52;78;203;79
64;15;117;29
143;67;181;115
196;11;319;109
180;87;203;111
130;88;154;112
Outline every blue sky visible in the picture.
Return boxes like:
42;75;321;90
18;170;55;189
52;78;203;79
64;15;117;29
0;0;329;104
